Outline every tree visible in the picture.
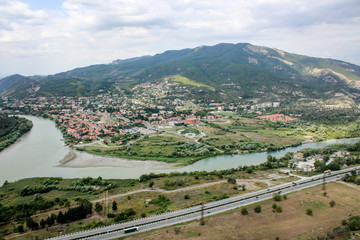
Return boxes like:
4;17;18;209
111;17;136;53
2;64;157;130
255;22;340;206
184;194;190;199
273;193;282;202
148;181;154;189
112;200;117;211
57;211;66;224
17;225;24;233
348;217;360;231
330;200;336;207
2;180;8;187
95;202;103;213
26;217;39;230
254;205;262;213
40;219;46;228
314;160;326;172
46;214;56;226
241;207;248;215
227;177;236;184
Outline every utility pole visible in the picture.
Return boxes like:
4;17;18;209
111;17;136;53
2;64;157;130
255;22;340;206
200;203;205;225
106;190;109;216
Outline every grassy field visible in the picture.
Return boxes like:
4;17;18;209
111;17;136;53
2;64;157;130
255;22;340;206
0;170;297;239
122;181;360;240
79;115;358;164
82;133;211;164
168;75;211;88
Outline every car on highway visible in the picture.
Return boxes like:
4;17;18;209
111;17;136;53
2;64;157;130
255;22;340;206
124;227;139;234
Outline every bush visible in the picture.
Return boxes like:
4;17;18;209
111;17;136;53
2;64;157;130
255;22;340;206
17;225;24;233
112;200;117;211
114;208;136;222
254;205;262;213
348;219;360;231
227;177;236;184
273;193;282;202
26;217;39;230
272;203;277;209
283;194;287;200
241;207;248;215
330;200;336;207
306;208;313;216
275;206;282;213
184;194;190;200
348;216;360;231
95;202;103;213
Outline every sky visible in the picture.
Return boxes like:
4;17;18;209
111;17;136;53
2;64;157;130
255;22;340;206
0;0;359;77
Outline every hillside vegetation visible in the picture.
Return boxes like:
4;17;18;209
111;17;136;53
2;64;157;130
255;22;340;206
0;115;33;151
168;75;211;88
1;43;359;104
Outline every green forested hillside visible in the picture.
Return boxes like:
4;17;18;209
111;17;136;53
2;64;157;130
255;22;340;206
0;115;33;151
1;43;360;103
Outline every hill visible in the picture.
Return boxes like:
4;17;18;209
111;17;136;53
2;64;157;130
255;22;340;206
1;43;360;105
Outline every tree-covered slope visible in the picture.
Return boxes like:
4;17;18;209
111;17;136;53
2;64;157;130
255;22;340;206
1;43;360;103
0;115;33;151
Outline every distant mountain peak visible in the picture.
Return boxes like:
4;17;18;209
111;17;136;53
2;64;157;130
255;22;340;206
1;42;360;106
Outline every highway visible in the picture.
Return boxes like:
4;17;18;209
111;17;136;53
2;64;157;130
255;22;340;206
46;166;359;240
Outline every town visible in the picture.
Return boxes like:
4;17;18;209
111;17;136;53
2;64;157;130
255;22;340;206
0;80;288;146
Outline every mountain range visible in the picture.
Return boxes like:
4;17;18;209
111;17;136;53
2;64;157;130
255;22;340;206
1;43;360;106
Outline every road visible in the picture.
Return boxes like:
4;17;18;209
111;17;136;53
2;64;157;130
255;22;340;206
46;167;359;240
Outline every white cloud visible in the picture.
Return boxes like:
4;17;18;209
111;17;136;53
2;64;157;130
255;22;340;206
0;0;359;76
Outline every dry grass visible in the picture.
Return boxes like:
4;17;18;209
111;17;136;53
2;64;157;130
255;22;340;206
124;182;360;240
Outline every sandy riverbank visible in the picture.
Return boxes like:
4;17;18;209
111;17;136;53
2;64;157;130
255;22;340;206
58;150;178;169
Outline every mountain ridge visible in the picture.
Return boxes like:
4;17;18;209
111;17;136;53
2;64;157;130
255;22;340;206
1;43;360;105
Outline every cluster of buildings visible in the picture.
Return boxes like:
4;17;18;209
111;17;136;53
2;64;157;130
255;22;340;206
0;80;293;145
292;151;349;172
257;114;298;122
56;110;143;141
151;114;223;126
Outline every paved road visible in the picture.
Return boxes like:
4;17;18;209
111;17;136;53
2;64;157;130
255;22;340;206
46;167;359;240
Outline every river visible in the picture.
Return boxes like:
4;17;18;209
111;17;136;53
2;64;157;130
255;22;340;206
0;115;359;183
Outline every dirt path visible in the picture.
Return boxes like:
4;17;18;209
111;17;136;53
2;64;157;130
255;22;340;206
93;178;275;203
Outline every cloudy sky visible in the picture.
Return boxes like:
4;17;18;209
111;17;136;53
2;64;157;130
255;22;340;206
0;0;359;77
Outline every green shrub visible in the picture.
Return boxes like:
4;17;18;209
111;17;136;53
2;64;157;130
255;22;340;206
273;193;282;202
241;207;248;215
254;205;262;213
306;208;313;216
